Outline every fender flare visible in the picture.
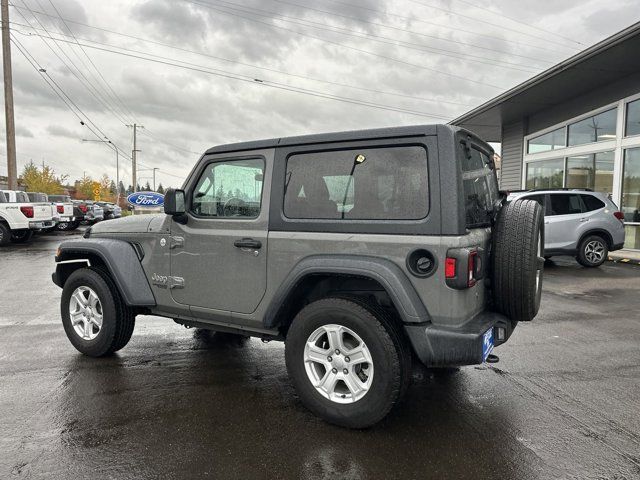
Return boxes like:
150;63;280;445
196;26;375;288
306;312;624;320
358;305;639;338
263;255;431;329
578;228;613;249
53;238;156;307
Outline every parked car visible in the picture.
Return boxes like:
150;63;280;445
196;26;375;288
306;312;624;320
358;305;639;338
508;189;625;267
52;125;544;428
26;192;59;232
81;201;104;224
0;189;55;245
41;193;75;231
96;201;121;220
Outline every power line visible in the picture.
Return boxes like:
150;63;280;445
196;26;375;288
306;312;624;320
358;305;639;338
195;0;546;71
15;4;204;163
45;0;137;124
11;27;458;119
10;33;118;150
8;6;480;107
321;0;575;54
15;0;130;125
452;0;586;47
407;0;583;49
182;0;508;91
256;0;559;62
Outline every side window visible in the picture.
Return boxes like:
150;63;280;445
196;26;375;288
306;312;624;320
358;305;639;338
283;146;429;220
191;158;264;218
581;194;605;212
548;194;583;216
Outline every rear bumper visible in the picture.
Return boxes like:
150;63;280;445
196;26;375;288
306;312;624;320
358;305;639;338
404;311;513;367
611;241;624;252
29;220;55;229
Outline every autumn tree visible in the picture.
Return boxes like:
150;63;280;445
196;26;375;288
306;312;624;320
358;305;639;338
21;161;68;194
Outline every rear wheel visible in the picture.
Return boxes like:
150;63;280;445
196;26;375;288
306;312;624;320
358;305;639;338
576;235;608;268
285;297;410;428
0;223;10;246
61;268;135;357
492;199;545;323
10;229;34;243
56;221;70;231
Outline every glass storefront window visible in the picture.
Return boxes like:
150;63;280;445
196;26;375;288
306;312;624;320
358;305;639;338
565;151;614;195
622;147;640;224
626;99;640;137
525;158;564;189
527;127;565;154
567;108;617;146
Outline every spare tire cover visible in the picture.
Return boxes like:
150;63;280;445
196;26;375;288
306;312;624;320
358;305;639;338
492;199;544;322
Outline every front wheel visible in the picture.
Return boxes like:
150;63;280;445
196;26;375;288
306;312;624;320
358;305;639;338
576;235;608;268
10;229;34;243
61;268;135;357
285;297;410;429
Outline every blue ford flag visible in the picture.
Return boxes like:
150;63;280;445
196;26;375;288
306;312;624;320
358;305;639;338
127;192;165;208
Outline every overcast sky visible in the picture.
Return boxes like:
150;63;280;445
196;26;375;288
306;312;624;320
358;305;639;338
1;0;638;188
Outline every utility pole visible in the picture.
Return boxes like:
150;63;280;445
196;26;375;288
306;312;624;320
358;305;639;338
1;0;17;189
127;123;143;191
152;167;158;191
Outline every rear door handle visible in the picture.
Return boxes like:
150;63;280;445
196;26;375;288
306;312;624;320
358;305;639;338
234;238;262;249
579;218;589;222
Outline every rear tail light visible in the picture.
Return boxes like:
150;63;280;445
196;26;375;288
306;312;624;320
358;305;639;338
467;250;478;287
79;204;88;213
445;257;457;279
20;206;34;218
56;205;64;214
614;211;624;222
445;248;482;289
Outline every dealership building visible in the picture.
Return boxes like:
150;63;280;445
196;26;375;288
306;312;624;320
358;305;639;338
452;21;640;251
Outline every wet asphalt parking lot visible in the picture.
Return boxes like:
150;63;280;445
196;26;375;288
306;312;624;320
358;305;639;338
1;230;639;480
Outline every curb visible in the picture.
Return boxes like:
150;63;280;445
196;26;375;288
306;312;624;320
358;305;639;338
608;256;640;266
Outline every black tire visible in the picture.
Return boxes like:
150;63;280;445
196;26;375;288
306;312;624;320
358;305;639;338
0;223;10;246
56;222;70;231
10;229;34;243
576;234;608;268
68;220;81;230
285;297;410;429
61;267;135;357
492;199;544;323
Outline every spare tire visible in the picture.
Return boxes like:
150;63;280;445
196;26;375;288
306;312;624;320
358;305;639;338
492;199;544;323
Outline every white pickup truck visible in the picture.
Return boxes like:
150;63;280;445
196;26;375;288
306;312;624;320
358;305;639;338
28;192;74;230
0;190;55;245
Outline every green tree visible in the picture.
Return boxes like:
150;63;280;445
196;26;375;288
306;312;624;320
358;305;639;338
156;183;165;194
21;161;68;194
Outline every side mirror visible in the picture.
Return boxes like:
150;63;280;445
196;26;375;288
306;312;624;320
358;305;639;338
164;189;187;224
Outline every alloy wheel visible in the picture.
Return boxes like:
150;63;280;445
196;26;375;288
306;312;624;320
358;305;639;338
68;286;103;341
303;324;374;404
584;240;605;264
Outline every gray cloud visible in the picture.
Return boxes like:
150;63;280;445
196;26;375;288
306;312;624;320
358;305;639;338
2;0;634;186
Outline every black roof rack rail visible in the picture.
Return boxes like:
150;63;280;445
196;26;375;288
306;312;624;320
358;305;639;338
528;188;594;192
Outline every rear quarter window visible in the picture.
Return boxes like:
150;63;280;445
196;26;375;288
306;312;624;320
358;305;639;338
460;144;499;227
284;145;429;220
581;194;605;212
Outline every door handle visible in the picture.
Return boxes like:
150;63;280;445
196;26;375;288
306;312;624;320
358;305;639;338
234;238;262;249
579;218;589;222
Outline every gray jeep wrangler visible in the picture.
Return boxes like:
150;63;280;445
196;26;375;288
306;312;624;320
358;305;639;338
53;125;544;428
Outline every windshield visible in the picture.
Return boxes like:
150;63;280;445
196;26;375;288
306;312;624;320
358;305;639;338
458;138;499;228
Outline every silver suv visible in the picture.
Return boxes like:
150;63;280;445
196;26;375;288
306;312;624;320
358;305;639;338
508;189;625;267
51;125;544;428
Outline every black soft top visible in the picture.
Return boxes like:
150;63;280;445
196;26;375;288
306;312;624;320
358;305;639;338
204;124;457;155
